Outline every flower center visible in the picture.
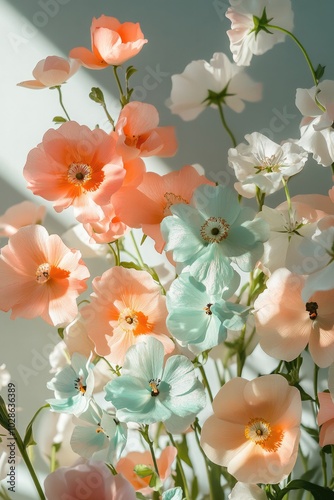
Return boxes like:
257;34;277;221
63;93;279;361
67;163;93;186
149;378;161;397
118;307;153;336
204;303;213;315
245;417;283;452
200;217;230;243
35;263;51;284
306;301;318;320
163;192;188;216
35;263;70;284
74;377;87;395
253;151;284;173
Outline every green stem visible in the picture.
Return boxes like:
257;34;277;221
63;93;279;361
267;25;318;86
130;230;145;267
141;425;160;477
108;242;120;266
193;422;214;500
216;101;237;148
321;449;328;487
113;66;127;106
198;364;214;403
55;85;71;120
167;432;191;500
13;428;46;499
313;363;320;408
101;101;115;129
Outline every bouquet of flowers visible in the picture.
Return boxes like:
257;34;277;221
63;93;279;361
1;1;334;498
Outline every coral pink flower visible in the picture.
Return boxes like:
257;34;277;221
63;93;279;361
201;374;301;484
81;266;174;365
0;225;89;326
116;446;177;494
17;56;80;89
69;15;147;69
112;165;214;252
0;201;46;237
82;199;129;244
23;121;125;223
317;392;334;447
44;460;136;500
254;268;334;368
114;102;178;161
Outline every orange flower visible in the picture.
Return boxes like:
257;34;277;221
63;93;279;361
116;446;177;495
23;121;125;223
114;102;178;161
81;266;174;365
0;201;46;237
201;375;301;484
69;15;147;69
112;165;214;252
0;225;89;325
317;392;334;447
17;56;80;89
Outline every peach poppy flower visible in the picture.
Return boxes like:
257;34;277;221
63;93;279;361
23;121;125;223
69;15;147;69
17;55;80;89
81;266;174;365
116;446;177;495
0;225;89;326
112;165;214;252
0;201;46;237
201;374;301;484
254;268;334;368
114;102;178;161
44;460;137;500
82;199;129;244
317;392;334;447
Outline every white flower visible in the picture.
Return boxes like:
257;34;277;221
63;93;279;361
0;364;10;390
167;52;262;121
228;482;267;500
228;132;308;198
296;80;334;166
226;0;294;66
257;203;317;276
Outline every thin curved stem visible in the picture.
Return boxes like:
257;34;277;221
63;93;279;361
217;101;237;148
167;432;191;500
198;364;214;403
55;85;71;120
267;25;318;85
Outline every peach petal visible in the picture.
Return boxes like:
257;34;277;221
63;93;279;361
69;47;108;69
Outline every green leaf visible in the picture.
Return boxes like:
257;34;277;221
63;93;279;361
191;476;199;500
276;480;334;500
126;65;137;80
119;261;142;271
136;494;147;500
140;234;148;246
0;396;9;430
134;464;154;478
57;327;64;340
89;87;105;104
53;116;67;123
174;435;193;468
315;64;326;81
23;404;50;449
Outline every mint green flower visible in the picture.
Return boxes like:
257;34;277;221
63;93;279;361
166;273;249;353
104;337;206;434
70;402;127;463
46;353;94;416
161;184;269;295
